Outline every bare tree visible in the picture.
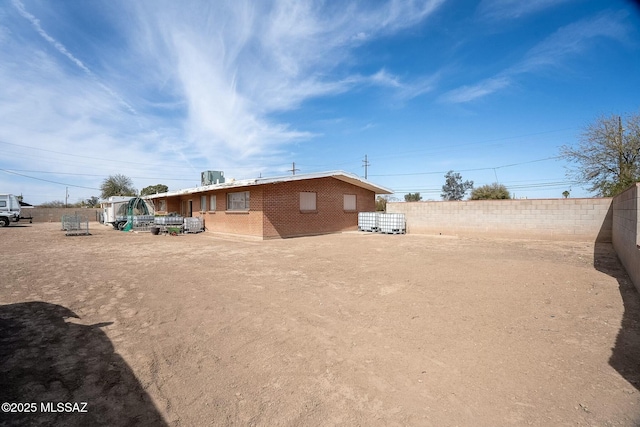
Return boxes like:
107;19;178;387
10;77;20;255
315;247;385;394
375;195;388;211
561;113;640;197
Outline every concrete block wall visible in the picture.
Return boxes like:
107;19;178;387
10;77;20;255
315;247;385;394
24;208;101;223
612;183;640;291
387;198;613;242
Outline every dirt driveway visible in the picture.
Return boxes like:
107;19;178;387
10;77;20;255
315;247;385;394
1;223;639;426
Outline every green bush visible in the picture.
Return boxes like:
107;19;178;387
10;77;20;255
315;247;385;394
470;183;511;200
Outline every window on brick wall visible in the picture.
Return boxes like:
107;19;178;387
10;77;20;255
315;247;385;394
210;195;216;211
227;191;250;211
158;199;166;212
343;194;356;211
200;195;207;212
299;192;317;211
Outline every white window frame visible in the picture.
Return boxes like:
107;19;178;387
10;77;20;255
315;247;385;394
299;192;317;211
200;195;207;212
210;195;217;212
227;191;250;211
343;194;356;211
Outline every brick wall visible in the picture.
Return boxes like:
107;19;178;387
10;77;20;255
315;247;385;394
149;178;376;238
612;184;640;291
23;208;101;223
387;198;613;242
191;187;264;237
262;177;376;238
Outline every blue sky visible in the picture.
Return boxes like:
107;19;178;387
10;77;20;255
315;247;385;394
1;0;639;204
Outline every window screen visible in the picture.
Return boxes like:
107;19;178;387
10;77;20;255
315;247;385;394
343;194;356;210
300;192;317;211
227;191;250;210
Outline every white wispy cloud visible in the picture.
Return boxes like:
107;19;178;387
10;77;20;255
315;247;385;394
441;10;631;104
124;0;446;163
477;0;575;21
11;0;137;115
1;0;444;201
370;69;403;88
367;69;438;102
441;76;511;104
515;11;630;73
11;0;90;73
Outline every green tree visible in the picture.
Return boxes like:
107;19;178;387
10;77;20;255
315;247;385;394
441;171;473;200
560;112;640;197
85;196;100;207
562;190;570;199
470;183;511;200
100;174;137;199
140;184;169;196
404;192;422;202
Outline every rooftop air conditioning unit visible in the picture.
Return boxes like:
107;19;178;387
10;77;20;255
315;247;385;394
201;171;225;186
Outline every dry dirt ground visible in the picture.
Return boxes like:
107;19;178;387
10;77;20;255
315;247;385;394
1;222;639;426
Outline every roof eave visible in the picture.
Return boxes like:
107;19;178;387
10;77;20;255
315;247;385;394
144;170;393;198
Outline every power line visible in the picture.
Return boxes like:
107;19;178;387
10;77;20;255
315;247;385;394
262;128;576;171
365;127;576;162
0;139;256;172
0;139;158;167
4;169;195;181
1;168;101;190
369;156;561;177
391;180;582;194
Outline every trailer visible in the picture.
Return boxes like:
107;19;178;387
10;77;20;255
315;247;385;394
100;196;155;230
0;194;21;227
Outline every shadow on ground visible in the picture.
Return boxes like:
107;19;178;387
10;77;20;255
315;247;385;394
593;243;640;392
0;302;167;427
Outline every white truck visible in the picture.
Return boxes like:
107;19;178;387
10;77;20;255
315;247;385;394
0;194;22;227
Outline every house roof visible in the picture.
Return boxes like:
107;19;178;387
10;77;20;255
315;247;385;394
144;170;393;199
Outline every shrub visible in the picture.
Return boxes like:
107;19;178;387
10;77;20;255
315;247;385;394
470;183;511;200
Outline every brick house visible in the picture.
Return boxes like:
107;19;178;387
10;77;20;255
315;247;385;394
144;171;392;239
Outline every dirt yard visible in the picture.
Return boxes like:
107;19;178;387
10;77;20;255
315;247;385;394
1;222;639;426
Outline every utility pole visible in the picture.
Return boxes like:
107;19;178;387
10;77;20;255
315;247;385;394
289;162;300;175
362;154;370;179
65;187;68;208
